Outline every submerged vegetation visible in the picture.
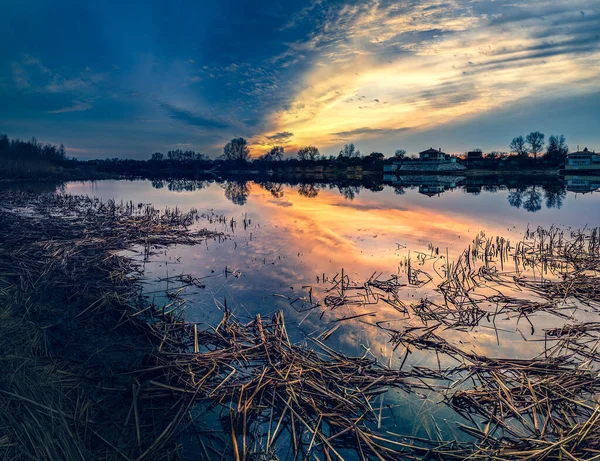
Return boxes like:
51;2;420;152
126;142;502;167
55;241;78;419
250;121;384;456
1;187;600;460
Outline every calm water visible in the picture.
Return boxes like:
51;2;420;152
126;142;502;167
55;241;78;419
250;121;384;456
62;177;599;456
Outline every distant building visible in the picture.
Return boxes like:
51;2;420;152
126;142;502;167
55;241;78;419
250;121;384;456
466;150;485;168
384;147;465;174
565;148;600;171
419;147;451;162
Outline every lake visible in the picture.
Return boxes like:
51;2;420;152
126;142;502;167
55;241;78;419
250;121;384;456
59;177;600;457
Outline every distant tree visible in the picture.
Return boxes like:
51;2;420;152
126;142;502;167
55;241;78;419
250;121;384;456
0;134;9;159
166;149;206;161
364;152;384;164
394;149;406;159
297;146;320;161
151;152;164;161
223;137;251;162
261;146;284;162
526;132;545;160
57;144;67;161
510;136;528;157
339;143;361;159
545;134;568;164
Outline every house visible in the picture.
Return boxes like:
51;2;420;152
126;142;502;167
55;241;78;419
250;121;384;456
565;148;600;171
419;147;450;162
384;147;465;174
466;150;486;168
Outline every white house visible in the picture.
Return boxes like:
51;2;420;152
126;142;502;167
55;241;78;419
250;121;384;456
565;148;600;171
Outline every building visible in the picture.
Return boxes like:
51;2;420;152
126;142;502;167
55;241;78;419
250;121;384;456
419;147;451;162
565;148;600;172
466;150;485;168
467;151;483;160
383;147;466;174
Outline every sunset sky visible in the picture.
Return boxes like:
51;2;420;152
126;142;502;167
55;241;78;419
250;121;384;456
1;0;599;158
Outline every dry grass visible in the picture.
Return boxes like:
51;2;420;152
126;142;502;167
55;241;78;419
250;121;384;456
2;190;600;461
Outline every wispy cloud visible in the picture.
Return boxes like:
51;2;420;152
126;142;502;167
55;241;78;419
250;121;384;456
47;101;93;114
266;131;294;142
264;0;600;151
333;126;410;139
157;101;231;130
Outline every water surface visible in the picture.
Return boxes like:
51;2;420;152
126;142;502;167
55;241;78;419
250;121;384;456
62;177;600;454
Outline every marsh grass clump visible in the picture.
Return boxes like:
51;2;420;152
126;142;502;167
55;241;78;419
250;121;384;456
0;191;223;460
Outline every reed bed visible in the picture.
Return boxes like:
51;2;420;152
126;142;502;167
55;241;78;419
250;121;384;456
2;188;600;461
0;191;224;460
137;309;420;460
284;225;600;459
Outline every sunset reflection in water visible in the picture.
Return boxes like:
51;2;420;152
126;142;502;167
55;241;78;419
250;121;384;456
64;178;600;439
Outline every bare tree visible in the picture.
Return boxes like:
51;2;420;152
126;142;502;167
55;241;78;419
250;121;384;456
297;146;320;161
265;146;284;161
510;136;528;157
339;143;361;159
526;132;545;160
223;137;250;162
394;149;406;159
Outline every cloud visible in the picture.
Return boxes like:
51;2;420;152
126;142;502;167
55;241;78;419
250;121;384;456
2;0;599;157
47;101;92;114
333;127;411;139
266;131;294;142
263;0;600;151
157;101;231;130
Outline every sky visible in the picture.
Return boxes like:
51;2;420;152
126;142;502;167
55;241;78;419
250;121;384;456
1;0;599;159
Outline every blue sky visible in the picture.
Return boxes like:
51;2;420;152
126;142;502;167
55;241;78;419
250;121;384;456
1;0;599;158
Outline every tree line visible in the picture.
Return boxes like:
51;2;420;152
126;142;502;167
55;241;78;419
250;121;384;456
0;134;74;178
148;139;385;164
0;130;577;180
0;135;69;164
148;134;571;165
509;132;569;163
